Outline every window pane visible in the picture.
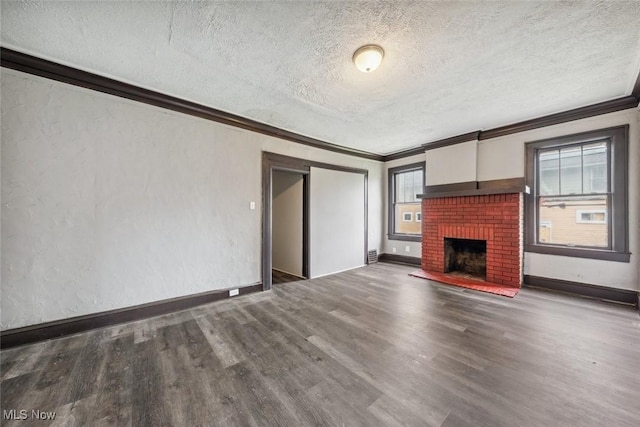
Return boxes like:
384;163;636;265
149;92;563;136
395;172;404;202
395;203;421;235
412;170;423;202
559;146;582;194
539;150;559;195
395;169;423;203
582;142;607;193
404;171;413;202
538;195;608;248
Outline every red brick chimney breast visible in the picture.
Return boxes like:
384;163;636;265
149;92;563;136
422;193;523;287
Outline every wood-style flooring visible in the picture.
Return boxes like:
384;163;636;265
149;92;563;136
2;263;639;426
271;269;305;285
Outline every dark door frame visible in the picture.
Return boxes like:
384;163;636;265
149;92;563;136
262;152;369;291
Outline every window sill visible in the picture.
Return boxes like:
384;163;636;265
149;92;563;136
388;234;421;242
524;244;630;262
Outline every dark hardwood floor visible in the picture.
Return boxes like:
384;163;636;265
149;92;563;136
2;263;639;426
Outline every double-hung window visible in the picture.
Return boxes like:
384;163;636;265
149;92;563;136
525;126;629;262
388;162;425;241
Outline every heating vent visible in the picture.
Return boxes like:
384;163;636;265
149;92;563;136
367;250;378;264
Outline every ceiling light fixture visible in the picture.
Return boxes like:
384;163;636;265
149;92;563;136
353;44;384;73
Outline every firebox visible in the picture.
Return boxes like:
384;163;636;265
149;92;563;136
444;238;487;280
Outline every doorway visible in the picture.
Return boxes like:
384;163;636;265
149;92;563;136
262;152;368;291
271;170;309;284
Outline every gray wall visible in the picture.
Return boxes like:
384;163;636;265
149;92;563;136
0;68;384;330
310;167;366;278
272;171;304;277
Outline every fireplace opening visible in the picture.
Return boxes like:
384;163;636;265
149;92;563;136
444;238;486;280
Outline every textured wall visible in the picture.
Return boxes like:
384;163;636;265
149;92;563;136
0;69;383;330
272;171;304;277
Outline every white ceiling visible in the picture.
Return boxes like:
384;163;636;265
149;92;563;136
2;1;640;155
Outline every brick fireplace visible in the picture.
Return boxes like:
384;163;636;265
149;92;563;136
421;193;524;287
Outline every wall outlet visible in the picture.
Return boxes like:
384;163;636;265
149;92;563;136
405;246;411;253
229;288;239;297
250;201;256;210
392;247;397;253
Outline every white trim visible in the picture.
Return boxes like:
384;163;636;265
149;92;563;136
402;212;413;222
576;209;607;224
416;212;422;222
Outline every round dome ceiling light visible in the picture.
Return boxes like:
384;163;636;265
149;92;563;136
353;45;384;73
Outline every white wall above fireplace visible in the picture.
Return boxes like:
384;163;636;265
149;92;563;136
425;140;478;185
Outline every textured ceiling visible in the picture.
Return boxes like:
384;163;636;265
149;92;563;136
2;1;640;155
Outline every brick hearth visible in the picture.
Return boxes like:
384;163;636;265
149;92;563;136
422;193;523;287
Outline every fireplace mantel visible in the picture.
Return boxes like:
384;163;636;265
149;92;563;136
418;177;528;199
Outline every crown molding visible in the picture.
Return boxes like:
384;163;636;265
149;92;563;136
381;131;480;161
383;145;425;161
479;96;639;140
0;47;384;162
423;131;481;151
3;47;639;164
382;95;639;161
632;67;640;100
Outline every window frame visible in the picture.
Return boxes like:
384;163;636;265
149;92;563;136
524;125;629;262
402;212;413;222
388;162;425;242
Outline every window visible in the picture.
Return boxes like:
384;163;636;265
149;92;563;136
525;126;629;262
388;162;425;241
539;221;552;243
576;210;606;224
